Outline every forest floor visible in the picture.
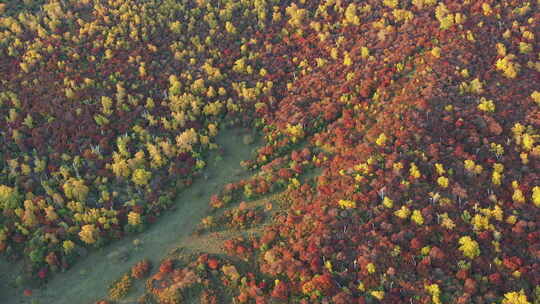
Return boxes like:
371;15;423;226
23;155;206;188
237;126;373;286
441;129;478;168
0;127;259;304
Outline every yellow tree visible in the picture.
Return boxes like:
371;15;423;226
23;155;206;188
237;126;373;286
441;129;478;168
79;224;98;244
45;205;59;222
344;3;360;26
62;178;89;202
175;128;198;152
146;143;165;169
0;185;21;210
22;208;37;228
132;168;151;186
109;154;131;178
127;211;142;226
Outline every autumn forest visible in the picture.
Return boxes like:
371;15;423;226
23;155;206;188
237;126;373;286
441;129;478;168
0;0;539;303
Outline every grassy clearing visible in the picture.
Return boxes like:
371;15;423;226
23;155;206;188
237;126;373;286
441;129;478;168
0;127;257;304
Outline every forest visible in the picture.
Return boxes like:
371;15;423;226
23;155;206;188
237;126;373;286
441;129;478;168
0;0;539;303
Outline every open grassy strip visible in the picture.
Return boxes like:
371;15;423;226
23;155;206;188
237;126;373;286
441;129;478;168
0;127;258;303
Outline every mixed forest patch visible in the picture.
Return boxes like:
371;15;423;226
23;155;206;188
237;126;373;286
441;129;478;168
1;0;539;303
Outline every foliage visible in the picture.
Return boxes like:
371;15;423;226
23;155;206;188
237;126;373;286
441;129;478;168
131;259;151;279
1;0;539;303
108;274;132;301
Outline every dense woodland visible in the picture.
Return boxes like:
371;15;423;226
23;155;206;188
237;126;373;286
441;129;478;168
0;0;539;303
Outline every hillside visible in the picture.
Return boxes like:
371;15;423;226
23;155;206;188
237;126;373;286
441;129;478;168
0;0;539;303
